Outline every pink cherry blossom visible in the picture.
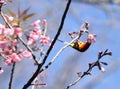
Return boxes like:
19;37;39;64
0;42;17;56
0;35;11;45
41;35;50;40
42;19;47;26
40;39;48;45
0;24;7;35
34;28;41;37
27;37;34;45
14;27;22;37
40;35;51;45
11;53;22;62
18;49;24;53
12;39;18;46
3;28;14;36
22;50;32;59
87;34;96;43
4;58;13;66
33;26;41;32
5;15;14;22
0;0;6;5
29;31;40;40
18;54;24;59
30;20;41;27
0;24;4;34
0;43;6;48
0;40;9;44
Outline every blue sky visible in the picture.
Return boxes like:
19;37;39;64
0;0;120;89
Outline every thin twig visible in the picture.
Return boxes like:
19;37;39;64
22;0;72;89
38;22;48;63
18;37;38;64
65;49;111;89
8;63;16;89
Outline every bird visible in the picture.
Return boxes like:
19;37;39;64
58;39;91;52
69;40;91;52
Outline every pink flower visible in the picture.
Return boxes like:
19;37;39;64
40;36;50;45
0;24;4;34
29;31;40;40
2;45;15;55
3;28;14;36
40;40;48;45
12;39;18;46
5;15;14;22
33;27;41;37
27;37;34;45
0;0;6;5
0;40;9;44
33;26;41;32
22;50;32;59
30;20;41;27
0;24;8;35
18;49;24;53
14;27;22;37
0;43;6;48
42;19;47;26
4;58;13;66
87;34;96;43
11;53;22;62
41;35;50;40
18;54;24;59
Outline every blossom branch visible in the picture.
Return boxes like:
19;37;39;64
8;63;16;89
41;0;72;66
18;37;38;64
38;20;48;63
0;9;39;65
22;0;72;89
65;49;112;89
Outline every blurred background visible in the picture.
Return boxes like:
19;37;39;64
0;0;120;89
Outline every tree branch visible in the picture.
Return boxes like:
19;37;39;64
0;10;39;65
65;49;112;89
8;63;16;89
41;0;72;66
22;0;72;89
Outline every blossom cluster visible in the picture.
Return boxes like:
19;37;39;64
27;19;52;46
0;14;52;68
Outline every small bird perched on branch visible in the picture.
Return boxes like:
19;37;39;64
58;22;96;52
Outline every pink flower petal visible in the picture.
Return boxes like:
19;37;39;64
22;50;32;59
11;53;22;62
4;58;13;66
30;20;41;27
14;27;22;37
27;38;34;45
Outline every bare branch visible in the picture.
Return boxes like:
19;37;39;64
65;49;112;89
8;63;16;89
